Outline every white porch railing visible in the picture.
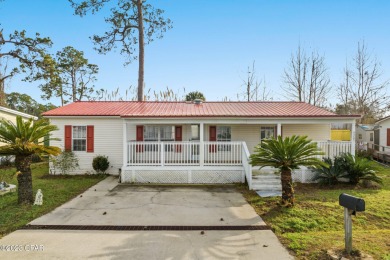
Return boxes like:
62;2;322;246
127;140;352;166
203;141;242;165
315;141;352;159
127;141;244;166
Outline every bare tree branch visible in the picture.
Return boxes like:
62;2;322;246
283;45;330;107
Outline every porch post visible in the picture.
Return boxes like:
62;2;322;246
200;123;204;166
351;121;356;156
277;123;282;137
122;120;127;169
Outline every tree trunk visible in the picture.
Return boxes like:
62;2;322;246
15;155;34;204
0;79;6;106
281;169;294;206
137;0;144;101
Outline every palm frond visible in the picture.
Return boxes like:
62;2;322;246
250;135;327;171
0;116;60;156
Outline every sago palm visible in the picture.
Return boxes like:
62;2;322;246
250;135;327;206
0;116;61;204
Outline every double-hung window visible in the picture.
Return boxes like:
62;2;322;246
260;126;275;142
73;126;87;151
217;126;231;151
144;126;175;151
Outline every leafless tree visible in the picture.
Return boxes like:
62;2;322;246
337;41;389;121
239;61;272;101
283;45;330;107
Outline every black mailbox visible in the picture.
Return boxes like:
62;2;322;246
339;193;365;213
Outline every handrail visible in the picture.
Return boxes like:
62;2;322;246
241;142;252;190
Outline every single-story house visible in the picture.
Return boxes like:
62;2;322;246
43;101;360;188
0;106;38;146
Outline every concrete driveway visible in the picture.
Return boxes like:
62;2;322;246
0;177;293;260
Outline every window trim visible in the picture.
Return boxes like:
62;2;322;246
72;125;87;152
260;126;276;141
143;125;176;142
216;126;231;151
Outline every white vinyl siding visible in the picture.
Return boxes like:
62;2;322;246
282;124;330;141
49;118;123;175
378;119;390;147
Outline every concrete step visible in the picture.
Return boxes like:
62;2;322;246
256;190;282;197
252;175;280;180
252;185;282;191
252;180;281;186
252;172;282;197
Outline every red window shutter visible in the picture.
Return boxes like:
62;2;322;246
209;126;216;153
175;126;182;152
87;125;94;153
64;125;72;151
136;125;144;152
136;125;144;141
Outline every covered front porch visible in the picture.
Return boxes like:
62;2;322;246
120;119;356;188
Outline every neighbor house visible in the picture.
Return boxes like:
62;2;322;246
43;101;360;189
356;124;375;149
0;106;38;146
374;116;390;151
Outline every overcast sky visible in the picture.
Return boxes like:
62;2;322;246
1;0;389;106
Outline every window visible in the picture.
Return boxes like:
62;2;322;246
144;126;175;151
144;126;175;141
217;126;231;151
358;134;363;140
261;126;275;141
191;125;200;141
72;126;86;151
370;133;373;141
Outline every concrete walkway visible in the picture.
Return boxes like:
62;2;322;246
0;177;293;260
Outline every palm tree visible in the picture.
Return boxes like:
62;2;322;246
185;91;206;101
0;116;61;204
250;135;326;206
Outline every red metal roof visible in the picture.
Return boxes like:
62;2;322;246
42;101;360;118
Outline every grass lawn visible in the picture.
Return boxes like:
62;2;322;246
239;162;390;259
0;162;107;238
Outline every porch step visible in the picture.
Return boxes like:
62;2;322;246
251;173;282;197
256;191;282;197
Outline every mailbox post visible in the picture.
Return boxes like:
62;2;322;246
339;193;365;254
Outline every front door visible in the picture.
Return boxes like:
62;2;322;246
191;125;200;159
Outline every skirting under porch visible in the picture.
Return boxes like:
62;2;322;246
121;166;244;184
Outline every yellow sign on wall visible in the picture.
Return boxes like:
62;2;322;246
331;130;351;141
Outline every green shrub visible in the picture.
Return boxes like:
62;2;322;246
340;153;382;185
92;155;110;174
356;149;374;160
313;157;348;185
51;151;79;175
